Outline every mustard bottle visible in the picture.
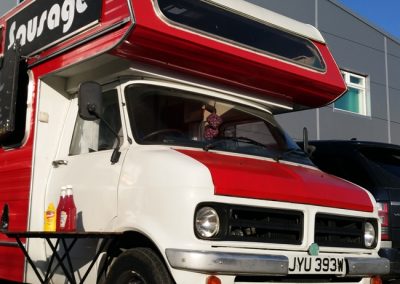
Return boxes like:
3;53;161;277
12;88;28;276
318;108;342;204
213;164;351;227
44;203;56;232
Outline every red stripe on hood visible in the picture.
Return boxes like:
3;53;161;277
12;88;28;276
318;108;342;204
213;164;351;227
177;149;373;212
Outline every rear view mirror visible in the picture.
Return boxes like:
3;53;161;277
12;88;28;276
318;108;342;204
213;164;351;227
78;81;102;121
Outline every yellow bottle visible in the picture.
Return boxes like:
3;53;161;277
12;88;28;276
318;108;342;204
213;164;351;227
44;203;56;232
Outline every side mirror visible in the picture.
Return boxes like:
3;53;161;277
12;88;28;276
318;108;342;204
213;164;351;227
78;81;102;121
303;127;316;157
1;203;9;231
78;81;121;164
303;127;309;154
0;43;21;139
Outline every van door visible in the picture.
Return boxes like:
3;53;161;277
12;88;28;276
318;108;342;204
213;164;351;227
45;85;126;231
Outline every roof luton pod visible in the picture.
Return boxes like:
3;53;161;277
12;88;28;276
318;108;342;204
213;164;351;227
110;0;347;113
2;0;345;114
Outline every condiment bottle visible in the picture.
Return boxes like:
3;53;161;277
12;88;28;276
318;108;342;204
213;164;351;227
56;186;67;231
44;203;56;232
64;185;77;232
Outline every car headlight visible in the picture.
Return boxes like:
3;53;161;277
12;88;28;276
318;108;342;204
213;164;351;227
364;222;376;248
195;207;220;238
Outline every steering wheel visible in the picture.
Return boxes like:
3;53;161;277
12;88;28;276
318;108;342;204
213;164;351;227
142;129;185;141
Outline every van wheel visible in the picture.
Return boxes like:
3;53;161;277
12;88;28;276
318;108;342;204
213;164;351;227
105;247;174;284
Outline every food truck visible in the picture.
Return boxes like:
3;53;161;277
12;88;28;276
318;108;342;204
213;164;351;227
0;0;389;283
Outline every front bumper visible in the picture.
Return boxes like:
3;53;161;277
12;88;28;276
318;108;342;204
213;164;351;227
166;249;390;276
379;247;400;277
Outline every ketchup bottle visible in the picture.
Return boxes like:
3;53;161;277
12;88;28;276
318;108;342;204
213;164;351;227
56;187;66;231
64;185;77;232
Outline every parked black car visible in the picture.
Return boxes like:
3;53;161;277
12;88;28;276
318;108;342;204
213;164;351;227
306;140;400;280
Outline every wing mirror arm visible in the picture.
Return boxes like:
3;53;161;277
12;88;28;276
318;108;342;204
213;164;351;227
87;103;121;164
78;82;121;164
303;127;316;157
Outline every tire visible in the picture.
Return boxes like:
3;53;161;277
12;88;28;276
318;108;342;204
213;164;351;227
105;247;174;284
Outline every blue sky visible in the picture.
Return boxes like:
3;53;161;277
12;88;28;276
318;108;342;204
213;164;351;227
337;0;400;40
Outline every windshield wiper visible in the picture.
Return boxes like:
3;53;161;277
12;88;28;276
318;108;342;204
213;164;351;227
203;137;268;152
274;148;308;162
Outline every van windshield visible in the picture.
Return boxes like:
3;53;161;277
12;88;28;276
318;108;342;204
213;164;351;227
125;84;312;165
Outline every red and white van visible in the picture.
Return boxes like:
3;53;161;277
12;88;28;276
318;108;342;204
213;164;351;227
0;0;389;283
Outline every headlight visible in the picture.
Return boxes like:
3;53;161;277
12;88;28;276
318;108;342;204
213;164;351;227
364;222;376;248
195;207;220;238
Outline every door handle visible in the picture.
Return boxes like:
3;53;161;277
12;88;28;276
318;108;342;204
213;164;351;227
52;160;68;167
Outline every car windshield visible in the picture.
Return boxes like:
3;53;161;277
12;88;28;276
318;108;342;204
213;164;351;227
125;84;312;165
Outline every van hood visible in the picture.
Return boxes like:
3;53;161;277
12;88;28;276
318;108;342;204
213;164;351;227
177;149;373;212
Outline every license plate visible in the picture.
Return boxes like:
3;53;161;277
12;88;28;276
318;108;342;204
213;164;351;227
288;256;346;275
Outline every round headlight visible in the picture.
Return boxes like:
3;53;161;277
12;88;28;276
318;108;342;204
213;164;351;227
195;207;220;238
364;222;376;248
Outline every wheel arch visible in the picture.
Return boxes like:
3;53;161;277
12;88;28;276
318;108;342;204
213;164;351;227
103;230;176;283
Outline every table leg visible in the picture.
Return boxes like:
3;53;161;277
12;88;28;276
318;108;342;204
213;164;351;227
80;238;111;284
44;239;60;282
61;238;76;280
46;238;77;284
15;237;45;284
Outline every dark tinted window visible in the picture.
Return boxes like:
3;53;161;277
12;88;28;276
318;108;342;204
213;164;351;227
360;148;400;188
157;0;325;70
311;152;373;189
